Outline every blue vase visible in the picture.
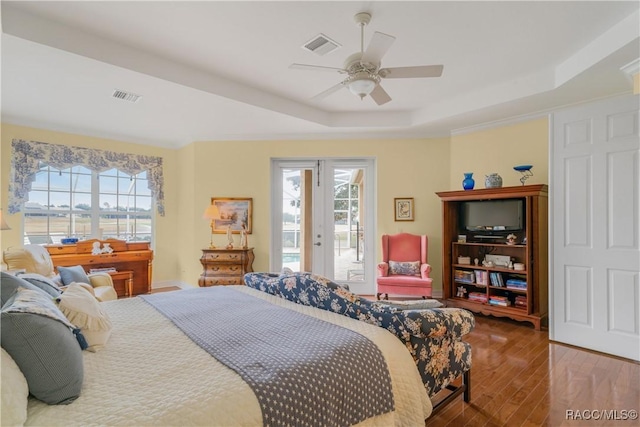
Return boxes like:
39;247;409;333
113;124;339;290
462;173;475;190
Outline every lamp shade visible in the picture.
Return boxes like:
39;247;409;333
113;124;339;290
348;77;376;99
202;205;219;220
0;209;10;230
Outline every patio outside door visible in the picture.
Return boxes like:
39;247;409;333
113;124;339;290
271;158;375;294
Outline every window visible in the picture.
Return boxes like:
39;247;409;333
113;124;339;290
24;163;153;244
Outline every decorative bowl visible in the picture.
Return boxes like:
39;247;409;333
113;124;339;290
513;165;533;171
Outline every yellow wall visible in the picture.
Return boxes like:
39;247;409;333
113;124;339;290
0;124;180;283
449;117;549;189
181;138;451;291
2;117;550;294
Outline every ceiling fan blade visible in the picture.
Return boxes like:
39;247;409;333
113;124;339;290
311;82;346;101
379;64;444;79
370;84;392;106
289;63;347;73
361;32;396;64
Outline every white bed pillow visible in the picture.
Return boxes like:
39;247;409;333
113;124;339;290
1;347;29;427
56;284;113;352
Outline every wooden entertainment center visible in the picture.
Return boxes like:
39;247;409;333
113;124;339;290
436;184;548;330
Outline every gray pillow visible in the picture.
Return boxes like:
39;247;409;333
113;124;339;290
16;273;62;298
57;265;90;286
1;272;49;306
1;288;84;404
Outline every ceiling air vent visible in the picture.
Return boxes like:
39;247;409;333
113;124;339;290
302;33;341;56
112;89;142;103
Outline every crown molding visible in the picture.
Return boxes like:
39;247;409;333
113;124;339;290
450;112;549;136
620;58;640;78
450;91;632;137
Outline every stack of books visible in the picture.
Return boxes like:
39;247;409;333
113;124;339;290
506;278;527;290
515;295;527;308
454;270;475;283
489;295;511;306
468;292;488;303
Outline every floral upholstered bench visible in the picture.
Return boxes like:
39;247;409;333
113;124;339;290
244;271;474;411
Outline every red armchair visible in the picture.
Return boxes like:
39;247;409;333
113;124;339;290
376;233;433;300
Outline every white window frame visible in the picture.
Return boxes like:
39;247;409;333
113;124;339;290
23;163;155;245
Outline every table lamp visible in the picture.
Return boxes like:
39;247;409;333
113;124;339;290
202;204;218;248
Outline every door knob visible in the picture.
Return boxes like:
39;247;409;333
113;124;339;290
314;242;321;246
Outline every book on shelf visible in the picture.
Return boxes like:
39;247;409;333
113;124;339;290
474;270;488;286
468;291;488;303
489;295;511;306
489;272;505;287
489;295;510;305
454;270;475;283
506;278;526;290
489;299;512;307
515;295;527;307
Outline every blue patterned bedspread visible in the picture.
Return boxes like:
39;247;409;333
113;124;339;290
140;287;394;427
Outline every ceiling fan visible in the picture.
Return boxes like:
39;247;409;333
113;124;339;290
289;12;444;106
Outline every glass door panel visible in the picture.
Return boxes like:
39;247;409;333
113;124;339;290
273;162;318;273
332;167;365;283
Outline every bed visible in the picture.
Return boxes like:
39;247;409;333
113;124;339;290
2;279;432;427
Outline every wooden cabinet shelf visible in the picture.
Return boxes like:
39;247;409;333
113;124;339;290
452;264;527;273
437;185;548;330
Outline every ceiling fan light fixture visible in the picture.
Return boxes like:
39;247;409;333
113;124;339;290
348;75;377;99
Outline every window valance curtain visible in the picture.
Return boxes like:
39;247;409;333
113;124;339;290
8;139;165;216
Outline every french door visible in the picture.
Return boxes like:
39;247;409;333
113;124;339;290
271;158;376;293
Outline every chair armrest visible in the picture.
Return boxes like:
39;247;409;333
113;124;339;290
420;263;432;279
377;262;389;277
87;272;117;301
93;286;117;302
88;272;114;288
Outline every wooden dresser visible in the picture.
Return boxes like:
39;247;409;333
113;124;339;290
199;248;254;287
45;239;153;297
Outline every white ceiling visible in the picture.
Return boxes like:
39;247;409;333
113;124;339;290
1;1;639;149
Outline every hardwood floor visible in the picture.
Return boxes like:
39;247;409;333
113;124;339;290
426;315;640;427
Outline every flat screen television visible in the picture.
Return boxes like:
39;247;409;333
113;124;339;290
460;199;524;238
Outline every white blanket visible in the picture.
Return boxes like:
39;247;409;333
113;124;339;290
25;286;431;426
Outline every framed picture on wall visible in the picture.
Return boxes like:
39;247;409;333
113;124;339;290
394;197;414;221
210;197;252;233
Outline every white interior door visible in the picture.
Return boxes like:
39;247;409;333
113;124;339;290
271;158;376;293
550;94;640;361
